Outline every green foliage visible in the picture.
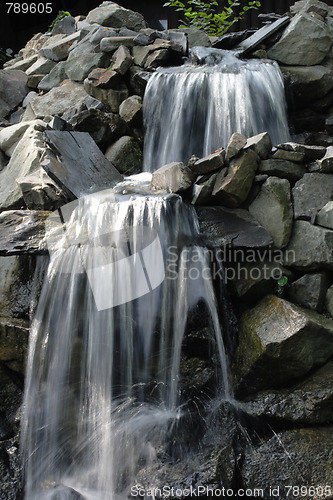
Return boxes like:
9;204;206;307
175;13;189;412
276;275;288;297
163;0;261;37
48;10;71;31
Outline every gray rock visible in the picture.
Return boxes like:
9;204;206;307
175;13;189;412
241;427;333;492
249;177;293;249
191;173;219;206
129;66;151;96
4;54;38;72
267;13;332;66
196;206;273;249
86;2;146;31
178;28;211;48
17;170;67;211
38;61;68;92
190;150;225;175
281;65;333;108
240;360;333;424
39;32;81;62
292;173;333;220
84;76;128;113
225;132;247;162
287;272;329;311
283;220;333;270
0;70;29;119
245;132;272;159
237;16;291;55
21;33;59;60
290;0;333;17
42;130;123;198
23;80;89;120
84;68;122;89
68;26;117;58
118;95;142;126
65;52;110;82
232;295;333;396
111;45;133;75
100;36;135;52
151;162;195;193
132;45;151;67
0;124;47;210
26;74;44;89
105;136;142;175
0;119;46;157
275;141;326;161
212;150;259;208
52;16;77;36
258;158;306;183
326;285;333;317
25;57;56;76
144;49;177;69
271;148;305;162
0;210;49;255
316;201;333;229
22;91;38;108
316;145;333;172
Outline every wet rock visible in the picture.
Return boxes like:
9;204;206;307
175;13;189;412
241;427;333;494
190;150;225;175
249;177;293;249
0;70;29;119
283;220;333;270
111;45;133;75
65;52;110;82
267;13;332;66
86;2;146;31
316;201;333;230
0;437;22;500
39;32;81;62
84;75;128;113
0;317;30;374
191;173;219;206
258;159;306;183
23;80;89;120
0;210;49;255
118;95;142;127
105;136;142;175
38;61;68;92
317;145;333;172
245;132;272;159
287;272;329;311
0;123;47;210
212;150;259;208
151;162;195;193
240;360;333;425
275;141;326;162
326;285;333;317
232;295;333;396
196;206;273;249
292;173;333;220
225;132;247;162
281;65;333;108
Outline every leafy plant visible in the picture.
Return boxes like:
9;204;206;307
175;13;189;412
276;275;288;297
163;0;261;37
48;10;71;31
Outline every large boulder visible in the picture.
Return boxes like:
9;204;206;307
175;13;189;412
0;70;29;119
283;220;333;270
249;177;293;249
0;210;49;255
267;13;332;66
104;136;143;175
281;65;333;108
65;52;110;82
292;173;333;220
316;201;333;229
86;1;147;31
287;272;329;312
258;158;306;183
232;295;333;396
39;32;80;62
0;123;47;210
0;120;46;157
151;162;195;193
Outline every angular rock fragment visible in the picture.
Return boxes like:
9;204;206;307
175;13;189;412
225;132;247;162
292;173;333;220
245;132;272;159
151;162;195;193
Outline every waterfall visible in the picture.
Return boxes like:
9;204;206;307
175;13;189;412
21;176;230;499
143;48;290;172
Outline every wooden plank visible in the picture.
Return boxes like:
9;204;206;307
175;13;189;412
236;16;290;55
41;131;123;199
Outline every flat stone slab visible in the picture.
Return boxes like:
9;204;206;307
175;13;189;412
237;16;290;56
196;206;273;249
0;210;49;255
42;130;123;199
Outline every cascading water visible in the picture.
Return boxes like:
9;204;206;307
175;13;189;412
143;47;290;172
21;176;230;499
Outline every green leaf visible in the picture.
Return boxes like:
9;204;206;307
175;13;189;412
277;276;288;287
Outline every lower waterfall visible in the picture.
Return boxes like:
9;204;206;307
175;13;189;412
143;48;290;172
21;176;231;499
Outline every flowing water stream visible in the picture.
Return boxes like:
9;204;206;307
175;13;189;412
21;48;290;499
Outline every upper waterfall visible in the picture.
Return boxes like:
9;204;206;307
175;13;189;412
143;47;290;172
